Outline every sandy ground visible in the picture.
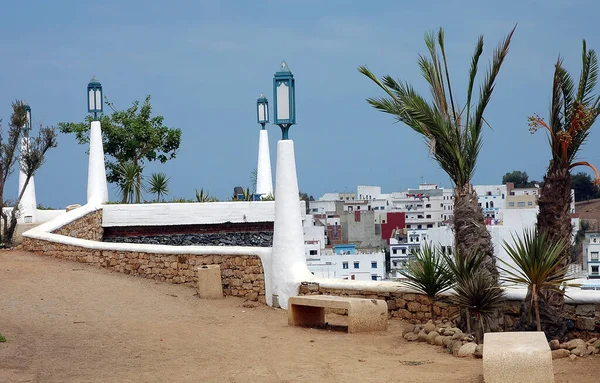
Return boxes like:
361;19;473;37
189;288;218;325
0;251;598;383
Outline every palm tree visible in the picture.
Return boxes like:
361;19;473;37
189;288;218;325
500;229;579;333
359;26;516;276
147;172;170;202
527;40;599;338
116;161;143;203
399;243;454;321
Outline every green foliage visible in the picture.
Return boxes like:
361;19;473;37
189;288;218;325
195;188;219;202
146;172;170;202
36;204;57;210
500;229;579;331
0;332;6;342
502;170;539;188
571;172;600;201
359;26;515;190
400;243;454;320
116;162;143;203
261;193;275;201
231;187;252;201
58;95;182;187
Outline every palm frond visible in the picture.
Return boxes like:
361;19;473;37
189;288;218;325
399;243;454;299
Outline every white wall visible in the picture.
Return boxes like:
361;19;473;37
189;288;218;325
307;252;385;281
102;201;306;227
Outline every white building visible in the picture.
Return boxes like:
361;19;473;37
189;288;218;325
583;232;600;279
306;252;386;281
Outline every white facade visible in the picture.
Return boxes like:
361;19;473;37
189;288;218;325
307;252;385;281
303;214;326;258
357;185;381;200
583;232;600;279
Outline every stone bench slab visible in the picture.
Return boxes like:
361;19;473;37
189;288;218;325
288;295;387;333
483;332;554;383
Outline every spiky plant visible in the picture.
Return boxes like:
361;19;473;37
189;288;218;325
195;188;218;202
500;229;579;333
116;161;143;203
146;172;170;202
399;243;454;320
359;26;516;278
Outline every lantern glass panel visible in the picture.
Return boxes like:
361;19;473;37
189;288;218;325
95;89;102;111
276;82;290;120
258;104;266;122
88;89;95;110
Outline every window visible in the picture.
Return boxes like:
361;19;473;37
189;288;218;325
527;201;533;206
393;261;398;267
592;252;599;260
478;203;482;207
343;262;348;269
357;206;360;210
417;224;422;229
426;214;431;219
392;249;398;255
427;224;433;228
418;215;424;219
354;261;360;269
502;193;505;199
517;202;526;207
309;250;318;255
592;265;599;274
371;261;377;269
426;204;431;208
489;201;494;208
371;275;378;281
401;248;406;254
509;202;515;207
407;225;411;229
382;219;386;224
487;191;492;196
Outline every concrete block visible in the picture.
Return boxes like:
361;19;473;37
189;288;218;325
483;332;554;383
197;265;223;299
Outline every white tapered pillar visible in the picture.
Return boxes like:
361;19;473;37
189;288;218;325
269;139;312;309
17;137;37;223
256;129;273;197
87;120;109;204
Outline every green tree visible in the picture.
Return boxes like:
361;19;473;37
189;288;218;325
0;101;57;245
571;172;599;201
501;229;578;333
58;95;181;202
399;243;454;321
502;170;532;188
527;40;600;337
116;162;143;204
359;26;516;276
147;172;170;202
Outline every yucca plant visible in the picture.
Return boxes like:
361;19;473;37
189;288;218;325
399;243;454;320
359;26;516;277
116;161;143;203
500;229;579;332
146;172;170;202
195;188;218;202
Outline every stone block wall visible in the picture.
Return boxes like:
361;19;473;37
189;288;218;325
22;237;266;302
299;282;600;333
53;210;103;241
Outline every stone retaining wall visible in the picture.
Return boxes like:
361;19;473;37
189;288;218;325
53;210;103;240
299;282;600;333
22;237;266;303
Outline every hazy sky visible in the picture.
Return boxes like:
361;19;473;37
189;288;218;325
1;0;599;207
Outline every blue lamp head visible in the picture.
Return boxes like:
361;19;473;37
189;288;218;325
273;60;296;127
256;93;269;128
24;104;31;137
87;75;103;119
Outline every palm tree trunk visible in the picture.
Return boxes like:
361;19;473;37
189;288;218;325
452;183;497;279
533;288;542;332
465;309;471;334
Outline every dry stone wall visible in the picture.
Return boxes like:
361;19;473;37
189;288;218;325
53;210;103;240
21;237;266;302
299;282;600;333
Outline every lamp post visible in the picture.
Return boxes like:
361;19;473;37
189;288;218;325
17;103;36;223
273;61;296;139
86;76;109;205
87;76;103;121
24;104;31;137
254;94;273;198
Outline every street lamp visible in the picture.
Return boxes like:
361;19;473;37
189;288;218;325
273;60;296;139
87;76;103;120
24;104;31;137
256;93;269;129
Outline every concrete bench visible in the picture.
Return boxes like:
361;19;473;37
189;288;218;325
483;332;554;383
288;295;388;333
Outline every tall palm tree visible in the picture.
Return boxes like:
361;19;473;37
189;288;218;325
147;172;170;202
116;161;143;203
359;26;516;275
500;229;578;333
526;40;599;338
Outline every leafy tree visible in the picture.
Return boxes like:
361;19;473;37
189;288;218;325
58;96;181;200
527;40;600;337
359;26;516;277
147;172;170;202
399;243;454;321
502;170;532;188
116;162;142;204
0;101;57;244
571;172;599;201
500;229;578;333
299;192;314;214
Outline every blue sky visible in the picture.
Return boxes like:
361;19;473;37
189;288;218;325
1;0;599;207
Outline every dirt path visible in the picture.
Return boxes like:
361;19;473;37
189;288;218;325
0;251;597;383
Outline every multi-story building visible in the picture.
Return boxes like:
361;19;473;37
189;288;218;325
306;243;386;281
583;232;600;279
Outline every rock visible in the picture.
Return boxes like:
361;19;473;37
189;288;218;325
457;343;477;357
403;332;419;342
402;324;415;337
426;331;440;344
442;337;454;347
587;337;598;344
566;339;586;350
417;330;428;342
474;344;483;358
569;354;577;361
548;339;560;350
586;346;596;356
434;335;447;346
551;349;570;359
451;340;463;356
423;322;436;334
570;345;586;356
443;328;454;336
65;204;81;212
451;332;463;341
576;304;595;316
576;317;596;331
559;343;569;350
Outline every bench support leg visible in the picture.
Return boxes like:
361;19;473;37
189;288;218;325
288;305;326;328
